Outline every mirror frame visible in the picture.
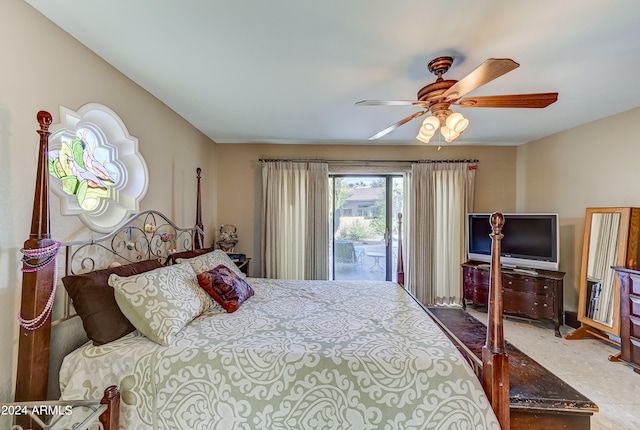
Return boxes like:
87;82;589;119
576;207;640;337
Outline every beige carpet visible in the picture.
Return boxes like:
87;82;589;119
466;308;640;430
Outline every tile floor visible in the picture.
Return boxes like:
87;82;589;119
467;308;640;430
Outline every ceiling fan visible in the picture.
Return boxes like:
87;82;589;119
356;56;558;143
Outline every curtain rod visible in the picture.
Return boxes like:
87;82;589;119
258;158;478;164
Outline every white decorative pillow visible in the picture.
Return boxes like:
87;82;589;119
108;263;210;345
177;249;246;278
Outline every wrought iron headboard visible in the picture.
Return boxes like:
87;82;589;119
54;210;202;325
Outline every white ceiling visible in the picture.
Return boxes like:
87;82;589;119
25;0;640;146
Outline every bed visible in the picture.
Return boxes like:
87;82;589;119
14;111;511;429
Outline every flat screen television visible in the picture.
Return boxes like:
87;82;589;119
467;213;559;271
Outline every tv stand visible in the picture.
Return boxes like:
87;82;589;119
462;261;566;336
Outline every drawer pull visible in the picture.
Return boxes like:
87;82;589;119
534;302;538;306
543;303;548;307
543;285;549;289
508;281;513;285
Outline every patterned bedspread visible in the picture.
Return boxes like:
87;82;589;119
59;279;500;429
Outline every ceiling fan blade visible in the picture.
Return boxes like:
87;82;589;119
443;58;520;101
356;100;422;106
368;111;426;140
456;93;558;108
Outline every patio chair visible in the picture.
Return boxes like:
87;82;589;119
334;240;357;264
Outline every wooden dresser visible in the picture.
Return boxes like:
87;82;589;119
612;267;640;374
462;261;566;337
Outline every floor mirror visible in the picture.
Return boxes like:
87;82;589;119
566;207;640;348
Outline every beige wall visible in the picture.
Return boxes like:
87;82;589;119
516;107;640;312
0;0;217;403
216;144;517;277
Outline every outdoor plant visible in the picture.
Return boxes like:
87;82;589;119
342;219;374;241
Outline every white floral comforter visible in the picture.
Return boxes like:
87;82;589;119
59;279;500;429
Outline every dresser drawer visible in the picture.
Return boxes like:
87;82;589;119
630;274;640;295
504;291;555;319
623;297;640;339
630;336;640;368
631;294;640;319
464;267;490;285
502;274;556;295
463;281;488;305
630;311;640;339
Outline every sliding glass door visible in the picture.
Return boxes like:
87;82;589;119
329;175;403;282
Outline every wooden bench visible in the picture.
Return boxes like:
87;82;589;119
427;307;598;430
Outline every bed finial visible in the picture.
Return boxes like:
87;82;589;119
482;212;510;429
194;167;204;249
37;110;52;131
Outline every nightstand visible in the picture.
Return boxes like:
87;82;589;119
236;257;251;276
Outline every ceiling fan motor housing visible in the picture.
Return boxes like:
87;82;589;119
418;56;458;103
428;56;454;76
417;80;456;103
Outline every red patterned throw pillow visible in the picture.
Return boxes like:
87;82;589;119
196;264;254;312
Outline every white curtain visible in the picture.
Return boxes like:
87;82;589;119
261;161;329;280
407;162;476;305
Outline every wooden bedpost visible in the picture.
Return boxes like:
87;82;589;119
482;212;510;429
99;386;121;430
194;167;204;249
396;213;404;286
15;111;56;402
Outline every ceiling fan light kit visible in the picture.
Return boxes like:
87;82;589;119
422;115;440;132
415;110;470;144
357;56;558;144
440;126;458;143
416;132;433;144
446;112;469;133
416;128;435;143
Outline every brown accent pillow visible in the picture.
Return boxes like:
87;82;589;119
196;264;254;313
170;247;215;265
62;259;163;345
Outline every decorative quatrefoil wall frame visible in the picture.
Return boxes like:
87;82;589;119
47;103;148;233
